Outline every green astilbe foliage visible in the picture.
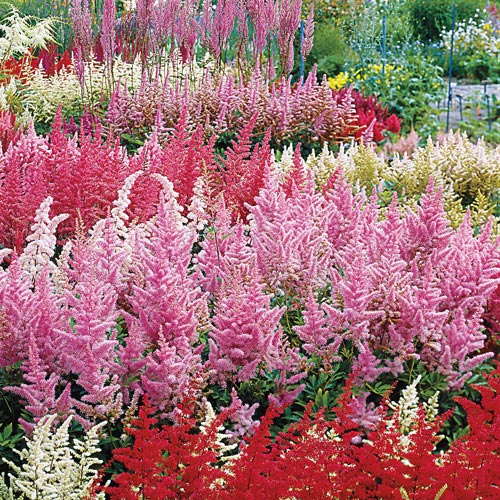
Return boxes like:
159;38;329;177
1;414;106;500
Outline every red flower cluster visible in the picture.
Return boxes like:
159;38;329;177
102;365;500;499
333;87;401;142
0;44;72;83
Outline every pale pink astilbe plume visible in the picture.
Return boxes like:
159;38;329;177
346;390;382;432
127;187;207;355
300;3;314;59
115;320;148;403
294;292;343;360
352;342;389;384
6;330;73;434
322;175;500;389
18;197;68;279
195;199;241;296
323;168;366;255
220;388;260;444
141;330;204;415
424;213;500;387
110;170;142;241
208;266;285;385
401;180;453;266
248;164;332;298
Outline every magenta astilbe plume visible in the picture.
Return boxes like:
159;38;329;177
214;116;272;220
247;0;278;64
0;111;21;153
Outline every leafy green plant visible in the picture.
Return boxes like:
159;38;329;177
408;0;487;42
329;44;445;135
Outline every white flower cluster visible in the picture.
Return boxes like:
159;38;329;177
441;10;500;58
388;375;440;448
0;7;56;63
1;415;106;499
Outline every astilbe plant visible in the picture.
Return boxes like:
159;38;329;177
2;414;106;500
0;110;130;252
332;87;401;143
97;367;500;498
103;394;228;500
105;69;359;147
248;155;332;298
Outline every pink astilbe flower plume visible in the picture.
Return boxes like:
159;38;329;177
54;235;124;425
127;182;207;352
100;0;116;69
301;3;314;60
70;0;93;89
248;163;332;298
6;330;73;433
206;222;285;384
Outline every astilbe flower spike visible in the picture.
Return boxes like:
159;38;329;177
248;163;332;298
208;223;285;384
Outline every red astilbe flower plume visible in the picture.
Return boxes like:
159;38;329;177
0;109;130;250
332;87;401;143
209;115;272;221
0;111;21;153
441;363;500;499
127;112;216;221
0;124;50;252
104;394;229;500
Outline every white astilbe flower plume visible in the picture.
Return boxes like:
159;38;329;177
3;414;106;499
186;175;208;232
18;196;68;280
200;400;239;462
389;375;422;436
